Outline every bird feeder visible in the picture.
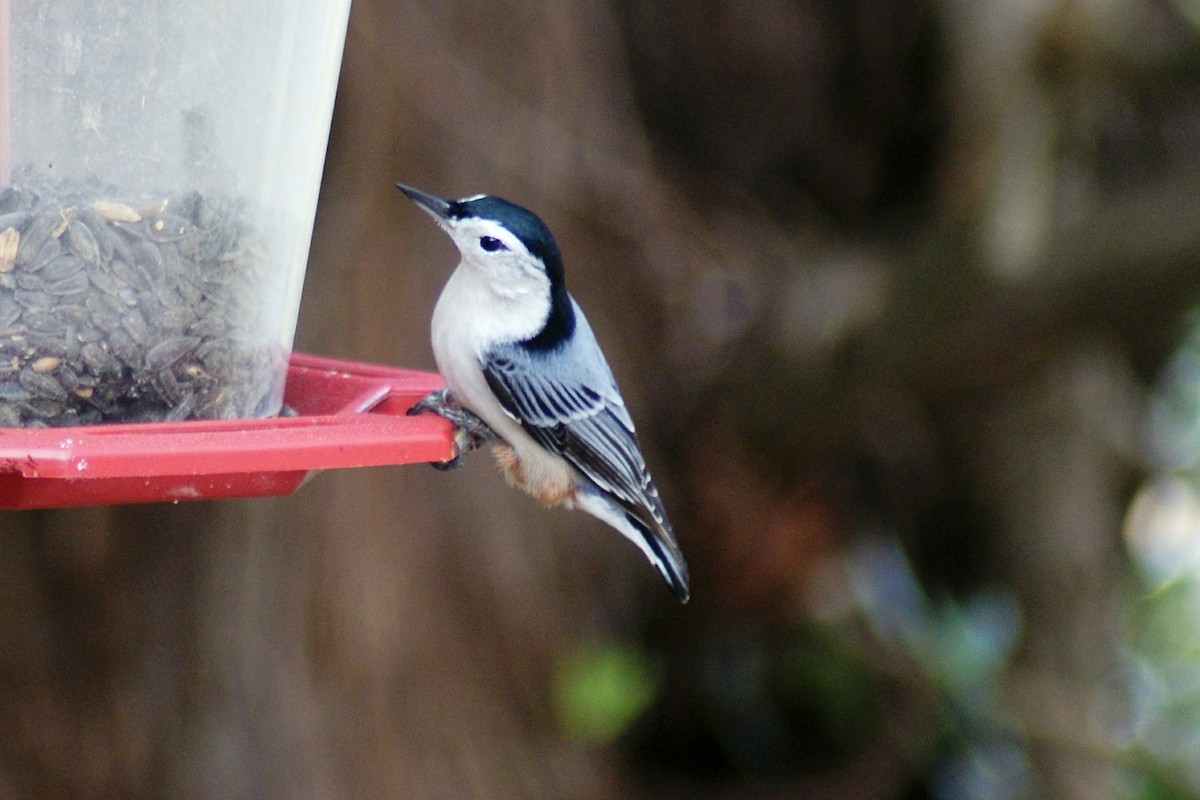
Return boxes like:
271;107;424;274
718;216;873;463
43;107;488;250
0;0;455;508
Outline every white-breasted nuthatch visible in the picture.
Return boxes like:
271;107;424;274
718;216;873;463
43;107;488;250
397;183;690;602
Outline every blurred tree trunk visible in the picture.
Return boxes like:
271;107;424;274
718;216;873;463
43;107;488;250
975;349;1135;799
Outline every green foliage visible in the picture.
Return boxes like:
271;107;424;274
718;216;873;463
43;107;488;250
781;629;884;752
1122;573;1200;798
847;538;1031;800
553;641;661;744
1122;308;1200;798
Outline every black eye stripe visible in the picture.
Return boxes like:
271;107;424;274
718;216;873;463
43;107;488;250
480;236;506;252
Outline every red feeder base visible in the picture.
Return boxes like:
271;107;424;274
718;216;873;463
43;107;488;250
0;352;455;509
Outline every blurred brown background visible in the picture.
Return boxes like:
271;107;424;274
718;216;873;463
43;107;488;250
5;0;1200;797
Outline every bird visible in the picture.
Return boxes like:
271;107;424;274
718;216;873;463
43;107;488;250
396;182;689;602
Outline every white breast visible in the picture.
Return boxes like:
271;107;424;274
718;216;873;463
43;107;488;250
430;261;584;506
430;264;545;452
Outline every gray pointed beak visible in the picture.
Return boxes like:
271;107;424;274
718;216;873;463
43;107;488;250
395;182;453;222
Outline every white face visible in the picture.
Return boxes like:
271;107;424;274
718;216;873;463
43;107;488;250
443;216;551;302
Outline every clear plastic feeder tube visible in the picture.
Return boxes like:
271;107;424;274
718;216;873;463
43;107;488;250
0;0;351;426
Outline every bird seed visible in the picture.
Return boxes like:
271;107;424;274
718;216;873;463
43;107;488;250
0;179;283;427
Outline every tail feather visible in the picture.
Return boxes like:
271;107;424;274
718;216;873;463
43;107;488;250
626;513;690;603
575;490;690;602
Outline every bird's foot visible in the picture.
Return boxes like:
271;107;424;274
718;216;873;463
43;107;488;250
408;388;500;470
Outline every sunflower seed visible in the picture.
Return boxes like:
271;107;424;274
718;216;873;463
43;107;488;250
91;200;141;223
19;368;67;401
0;228;19;272
146;336;201;369
0;178;279;424
65;218;99;262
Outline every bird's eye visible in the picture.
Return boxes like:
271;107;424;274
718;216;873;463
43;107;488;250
479;236;506;252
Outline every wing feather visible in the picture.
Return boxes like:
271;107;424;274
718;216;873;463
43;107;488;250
480;322;668;536
480;305;689;600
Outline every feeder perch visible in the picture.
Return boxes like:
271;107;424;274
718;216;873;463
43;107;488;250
0;352;455;509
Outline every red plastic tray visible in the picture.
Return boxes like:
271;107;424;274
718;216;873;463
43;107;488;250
0;352;455;509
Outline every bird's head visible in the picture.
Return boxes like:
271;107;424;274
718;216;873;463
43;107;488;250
396;183;566;302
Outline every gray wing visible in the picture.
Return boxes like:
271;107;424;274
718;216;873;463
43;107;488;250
479;304;673;542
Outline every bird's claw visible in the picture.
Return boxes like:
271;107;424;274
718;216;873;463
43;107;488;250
407;387;451;418
408;388;499;469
